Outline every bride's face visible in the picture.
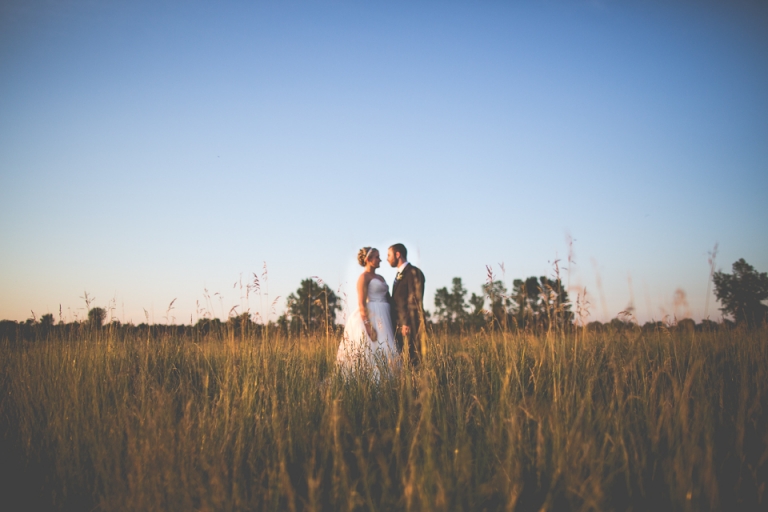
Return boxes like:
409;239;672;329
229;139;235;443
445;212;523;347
367;250;381;269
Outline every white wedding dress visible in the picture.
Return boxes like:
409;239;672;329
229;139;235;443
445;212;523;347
336;277;398;379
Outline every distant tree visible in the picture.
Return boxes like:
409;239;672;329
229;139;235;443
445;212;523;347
510;276;572;331
511;277;542;329
467;292;486;330
641;321;664;333
483;280;512;330
468;292;485;315
227;312;258;337
195;317;223;335
434;278;469;325
538;276;573;330
713;259;768;327
40;314;55;328
285;278;340;335
432;278;488;332
88;307;106;328
586;321;605;333
609;317;634;331
276;313;290;333
0;320;18;342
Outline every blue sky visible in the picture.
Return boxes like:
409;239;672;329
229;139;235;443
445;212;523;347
1;0;766;325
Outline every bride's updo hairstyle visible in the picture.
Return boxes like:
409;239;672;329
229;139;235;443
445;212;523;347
357;247;376;267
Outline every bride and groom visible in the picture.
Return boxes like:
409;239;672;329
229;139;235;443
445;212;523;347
335;243;426;376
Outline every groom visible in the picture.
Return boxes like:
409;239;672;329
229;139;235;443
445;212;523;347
388;243;426;365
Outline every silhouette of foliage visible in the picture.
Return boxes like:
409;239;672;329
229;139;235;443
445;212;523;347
40;314;55;328
509;276;572;331
537;276;573;330
227;312;259;337
434;278;469;324
88;307;106;328
431;275;574;333
483;280;512;330
511;277;542;329
713;258;768;327
433;277;488;333
467;292;486;330
284;278;340;335
194;317;223;336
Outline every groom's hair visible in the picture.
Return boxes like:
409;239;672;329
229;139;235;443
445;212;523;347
390;243;407;260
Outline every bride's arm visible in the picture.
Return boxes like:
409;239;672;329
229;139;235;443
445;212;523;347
357;273;377;341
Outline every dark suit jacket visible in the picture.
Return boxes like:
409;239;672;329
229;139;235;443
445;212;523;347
391;263;426;362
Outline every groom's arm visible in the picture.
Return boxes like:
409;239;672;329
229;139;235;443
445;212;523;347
394;282;409;329
416;269;425;306
406;268;425;328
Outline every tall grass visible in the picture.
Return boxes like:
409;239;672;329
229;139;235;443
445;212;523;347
1;325;766;511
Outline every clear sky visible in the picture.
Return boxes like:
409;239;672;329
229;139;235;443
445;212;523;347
1;0;766;325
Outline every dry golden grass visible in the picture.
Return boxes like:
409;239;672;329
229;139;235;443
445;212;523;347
1;324;766;511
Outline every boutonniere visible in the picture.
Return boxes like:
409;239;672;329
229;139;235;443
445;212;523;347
395;272;403;282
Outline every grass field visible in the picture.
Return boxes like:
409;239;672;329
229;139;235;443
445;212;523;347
1;324;766;511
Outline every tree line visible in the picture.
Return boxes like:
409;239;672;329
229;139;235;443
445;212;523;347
273;258;766;335
1;258;765;342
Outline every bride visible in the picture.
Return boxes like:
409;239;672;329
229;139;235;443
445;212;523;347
336;247;398;378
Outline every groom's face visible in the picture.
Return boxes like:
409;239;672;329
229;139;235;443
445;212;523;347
387;247;398;268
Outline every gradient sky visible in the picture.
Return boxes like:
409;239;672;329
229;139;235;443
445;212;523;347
1;0;766;325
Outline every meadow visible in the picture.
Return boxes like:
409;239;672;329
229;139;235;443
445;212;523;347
1;323;766;511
